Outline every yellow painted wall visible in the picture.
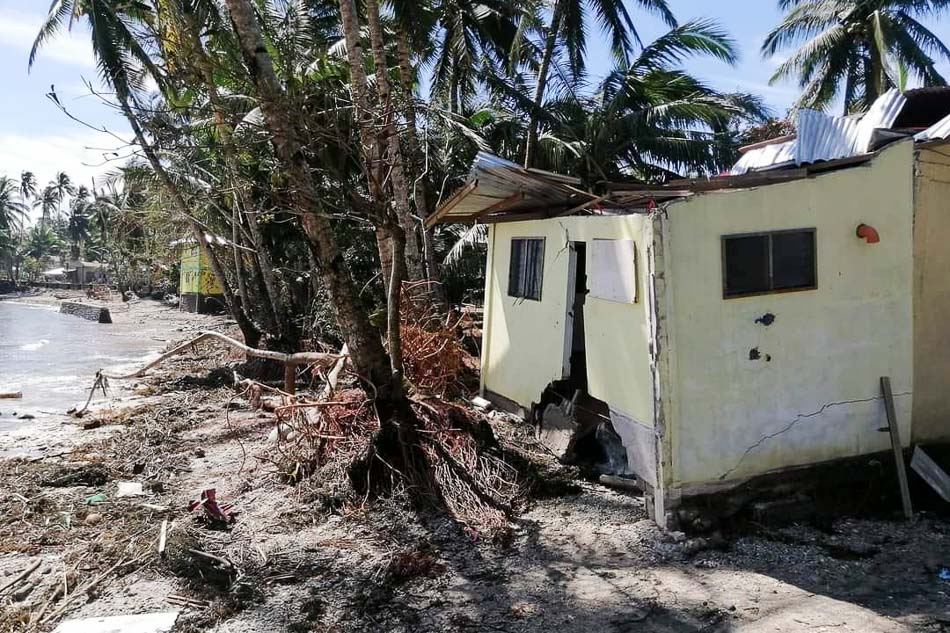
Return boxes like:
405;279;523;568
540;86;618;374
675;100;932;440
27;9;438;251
912;144;950;442
482;216;655;425
663;141;915;486
180;245;224;296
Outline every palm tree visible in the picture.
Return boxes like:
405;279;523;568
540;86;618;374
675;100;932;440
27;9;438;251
32;0;261;346
528;20;769;184
0;176;28;234
67;188;92;259
524;0;677;167
763;0;950;114
19;171;37;201
24;226;62;261
34;186;61;227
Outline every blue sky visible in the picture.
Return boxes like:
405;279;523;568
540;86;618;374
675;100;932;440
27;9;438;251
2;0;950;206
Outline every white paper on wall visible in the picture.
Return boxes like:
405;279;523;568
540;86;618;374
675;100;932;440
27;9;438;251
590;238;637;304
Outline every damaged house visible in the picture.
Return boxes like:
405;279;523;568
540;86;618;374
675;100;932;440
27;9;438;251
429;88;950;525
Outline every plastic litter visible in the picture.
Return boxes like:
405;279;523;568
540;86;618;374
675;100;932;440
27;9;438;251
84;492;108;505
188;488;236;526
116;482;145;498
52;610;179;633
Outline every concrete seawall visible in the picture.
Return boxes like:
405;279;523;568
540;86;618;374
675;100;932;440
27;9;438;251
59;301;112;324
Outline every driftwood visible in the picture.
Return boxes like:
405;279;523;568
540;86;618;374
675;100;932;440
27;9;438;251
76;331;347;415
99;331;344;381
0;560;40;595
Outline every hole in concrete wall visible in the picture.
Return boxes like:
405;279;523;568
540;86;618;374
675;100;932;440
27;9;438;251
534;383;631;477
749;347;761;361
755;313;776;326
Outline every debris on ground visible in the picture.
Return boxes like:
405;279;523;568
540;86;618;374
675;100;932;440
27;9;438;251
0;299;948;632
187;489;236;527
51;611;179;633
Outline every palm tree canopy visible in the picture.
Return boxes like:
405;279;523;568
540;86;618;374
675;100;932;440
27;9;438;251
763;0;950;113
556;0;677;78
0;177;28;233
30;0;163;102
530;20;767;184
19;171;36;200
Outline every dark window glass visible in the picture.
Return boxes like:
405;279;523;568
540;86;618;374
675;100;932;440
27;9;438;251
722;229;816;298
772;231;816;290
723;235;770;297
508;238;545;300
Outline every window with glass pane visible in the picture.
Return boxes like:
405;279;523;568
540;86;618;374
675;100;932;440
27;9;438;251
508;238;545;300
722;229;816;298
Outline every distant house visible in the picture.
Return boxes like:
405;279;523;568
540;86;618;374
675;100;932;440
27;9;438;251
65;260;110;286
171;235;226;314
429;88;950;524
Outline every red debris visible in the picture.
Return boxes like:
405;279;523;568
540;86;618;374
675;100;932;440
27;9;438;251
188;488;236;525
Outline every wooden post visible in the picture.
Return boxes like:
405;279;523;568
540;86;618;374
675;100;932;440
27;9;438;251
284;363;296;395
881;376;913;520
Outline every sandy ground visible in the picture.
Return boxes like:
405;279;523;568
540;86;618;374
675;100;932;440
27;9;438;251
0;296;948;632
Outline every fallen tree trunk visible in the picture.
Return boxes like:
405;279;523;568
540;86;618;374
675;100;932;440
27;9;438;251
98;331;344;383
74;331;347;415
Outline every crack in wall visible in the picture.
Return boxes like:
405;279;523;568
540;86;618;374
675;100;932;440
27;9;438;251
717;391;913;481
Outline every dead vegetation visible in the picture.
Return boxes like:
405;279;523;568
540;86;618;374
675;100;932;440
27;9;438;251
0;301;540;630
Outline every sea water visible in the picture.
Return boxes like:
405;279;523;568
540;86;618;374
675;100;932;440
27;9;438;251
0;301;161;429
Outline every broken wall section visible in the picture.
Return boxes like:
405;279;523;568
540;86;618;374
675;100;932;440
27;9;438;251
480;215;660;485
663;140;916;489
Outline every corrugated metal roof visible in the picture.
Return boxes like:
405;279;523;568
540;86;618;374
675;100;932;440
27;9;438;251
732;140;796;175
426;152;596;227
731;89;907;174
854;89;906;150
916;112;950;141
795;109;862;164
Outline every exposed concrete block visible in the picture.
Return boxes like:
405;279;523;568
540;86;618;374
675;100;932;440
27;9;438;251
59;301;112;324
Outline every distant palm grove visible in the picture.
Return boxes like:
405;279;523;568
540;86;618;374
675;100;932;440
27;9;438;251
0;0;947;409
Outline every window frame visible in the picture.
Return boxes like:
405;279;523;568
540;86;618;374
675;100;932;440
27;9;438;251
721;228;817;300
508;236;546;301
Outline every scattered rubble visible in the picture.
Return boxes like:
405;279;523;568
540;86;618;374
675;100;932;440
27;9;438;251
0;302;947;632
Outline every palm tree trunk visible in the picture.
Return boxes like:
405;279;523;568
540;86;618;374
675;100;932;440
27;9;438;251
395;26;445;303
363;0;426;285
230;206;249;305
115;96;261;347
336;0;395;294
182;8;294;343
524;2;564;169
224;0;395;394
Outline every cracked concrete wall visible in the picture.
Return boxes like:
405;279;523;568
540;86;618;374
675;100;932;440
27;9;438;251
663;140;915;488
912;144;950;443
481;216;655;427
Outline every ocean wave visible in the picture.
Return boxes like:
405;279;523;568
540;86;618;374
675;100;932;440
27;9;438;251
19;339;50;351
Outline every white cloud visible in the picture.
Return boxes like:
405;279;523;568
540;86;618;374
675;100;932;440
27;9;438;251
0;129;133;220
0;11;96;69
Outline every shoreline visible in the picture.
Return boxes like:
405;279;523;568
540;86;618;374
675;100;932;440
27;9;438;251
0;290;231;461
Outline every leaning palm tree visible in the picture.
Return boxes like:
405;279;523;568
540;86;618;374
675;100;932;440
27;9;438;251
0;177;28;234
523;0;678;167
32;0;262;346
763;0;950;114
